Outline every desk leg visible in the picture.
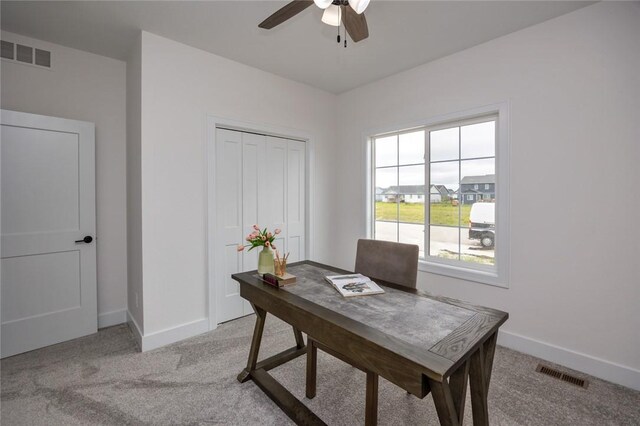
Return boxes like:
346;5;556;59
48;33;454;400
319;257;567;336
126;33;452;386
237;304;267;383
449;360;470;424
306;339;317;399
428;379;460;426
293;326;305;349
365;371;379;426
469;331;497;426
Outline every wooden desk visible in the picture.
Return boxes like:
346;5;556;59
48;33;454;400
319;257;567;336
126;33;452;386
233;261;508;426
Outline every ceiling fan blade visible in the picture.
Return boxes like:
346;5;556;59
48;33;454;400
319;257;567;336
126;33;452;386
342;6;369;42
259;1;314;29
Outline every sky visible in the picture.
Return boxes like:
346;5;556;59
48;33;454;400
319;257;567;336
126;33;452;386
375;121;495;192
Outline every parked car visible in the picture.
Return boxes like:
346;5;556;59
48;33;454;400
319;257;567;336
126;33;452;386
469;202;495;248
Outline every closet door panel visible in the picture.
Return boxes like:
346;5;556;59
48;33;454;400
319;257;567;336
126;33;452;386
287;140;306;262
241;133;265;315
265;137;288;255
215;129;244;323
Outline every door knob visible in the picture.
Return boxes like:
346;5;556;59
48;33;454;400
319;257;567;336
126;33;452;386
75;236;93;244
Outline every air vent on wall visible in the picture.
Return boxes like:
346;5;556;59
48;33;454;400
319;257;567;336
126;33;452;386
1;40;14;60
0;39;51;69
536;364;589;388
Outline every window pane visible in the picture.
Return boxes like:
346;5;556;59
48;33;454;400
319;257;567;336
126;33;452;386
398;201;424;224
398;165;424;189
461;121;495;159
430;127;459;162
429;225;460;260
399;223;424;257
375;198;398;222
376;167;397;191
399;130;425;165
460;158;495;208
429;161;459;226
375;135;397;167
375;221;397;242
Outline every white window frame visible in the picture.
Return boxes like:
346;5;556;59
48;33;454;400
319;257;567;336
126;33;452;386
364;103;510;288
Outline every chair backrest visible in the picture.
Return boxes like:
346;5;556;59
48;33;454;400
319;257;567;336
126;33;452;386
354;239;419;289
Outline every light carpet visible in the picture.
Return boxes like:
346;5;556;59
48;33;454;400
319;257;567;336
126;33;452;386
1;315;639;425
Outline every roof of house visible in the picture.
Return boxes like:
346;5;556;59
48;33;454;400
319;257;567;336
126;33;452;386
433;184;450;196
383;185;425;194
382;184;453;195
460;174;495;184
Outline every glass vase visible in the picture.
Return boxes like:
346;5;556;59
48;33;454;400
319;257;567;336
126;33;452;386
258;246;275;276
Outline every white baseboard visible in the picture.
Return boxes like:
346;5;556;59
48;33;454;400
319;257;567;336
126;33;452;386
498;330;640;391
140;318;209;352
126;310;143;350
98;309;127;329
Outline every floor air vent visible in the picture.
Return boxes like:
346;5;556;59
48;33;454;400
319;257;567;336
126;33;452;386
536;364;589;388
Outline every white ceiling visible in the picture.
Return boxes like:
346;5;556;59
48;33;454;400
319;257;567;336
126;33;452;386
1;1;594;93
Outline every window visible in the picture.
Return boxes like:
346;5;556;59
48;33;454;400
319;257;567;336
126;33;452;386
370;107;508;287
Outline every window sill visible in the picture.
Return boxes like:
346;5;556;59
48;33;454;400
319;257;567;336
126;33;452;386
418;259;508;288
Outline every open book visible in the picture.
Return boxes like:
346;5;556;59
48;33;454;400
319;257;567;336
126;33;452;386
324;274;385;298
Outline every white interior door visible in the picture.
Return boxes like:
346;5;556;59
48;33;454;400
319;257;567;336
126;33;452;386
240;132;266;316
265;137;287;256
1;110;97;358
287;140;306;262
214;128;244;323
213;128;306;324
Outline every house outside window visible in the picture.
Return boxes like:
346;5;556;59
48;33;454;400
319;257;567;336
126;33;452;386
369;105;509;287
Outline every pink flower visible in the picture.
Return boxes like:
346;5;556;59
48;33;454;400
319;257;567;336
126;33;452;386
271;244;276;250
253;224;260;231
237;244;245;252
274;228;281;235
261;235;266;240
265;241;271;248
267;232;273;239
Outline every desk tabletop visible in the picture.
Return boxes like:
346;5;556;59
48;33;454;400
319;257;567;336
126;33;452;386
233;260;508;379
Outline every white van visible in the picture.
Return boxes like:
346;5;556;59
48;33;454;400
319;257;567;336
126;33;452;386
468;202;495;248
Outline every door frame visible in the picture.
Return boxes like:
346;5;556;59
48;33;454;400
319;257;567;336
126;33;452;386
205;115;314;330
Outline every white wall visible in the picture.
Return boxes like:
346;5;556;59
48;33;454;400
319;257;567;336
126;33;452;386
137;32;338;336
1;31;128;327
334;2;640;389
126;34;144;333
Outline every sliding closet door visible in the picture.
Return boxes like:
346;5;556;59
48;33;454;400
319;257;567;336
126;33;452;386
214;129;244;323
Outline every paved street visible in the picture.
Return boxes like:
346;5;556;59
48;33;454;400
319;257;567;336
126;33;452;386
375;222;495;263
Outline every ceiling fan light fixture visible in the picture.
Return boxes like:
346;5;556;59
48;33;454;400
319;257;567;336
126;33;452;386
314;0;333;9
349;0;370;14
321;5;342;26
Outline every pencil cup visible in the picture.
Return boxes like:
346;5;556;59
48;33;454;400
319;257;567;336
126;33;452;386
274;258;287;277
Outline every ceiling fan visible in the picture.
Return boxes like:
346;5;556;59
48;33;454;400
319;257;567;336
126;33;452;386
258;0;370;44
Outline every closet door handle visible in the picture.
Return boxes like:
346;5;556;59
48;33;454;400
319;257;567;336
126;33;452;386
75;236;93;244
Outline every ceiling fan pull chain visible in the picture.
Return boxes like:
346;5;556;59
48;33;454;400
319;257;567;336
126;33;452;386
337;22;341;44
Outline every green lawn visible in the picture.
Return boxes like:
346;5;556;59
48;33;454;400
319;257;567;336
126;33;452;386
375;202;471;227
